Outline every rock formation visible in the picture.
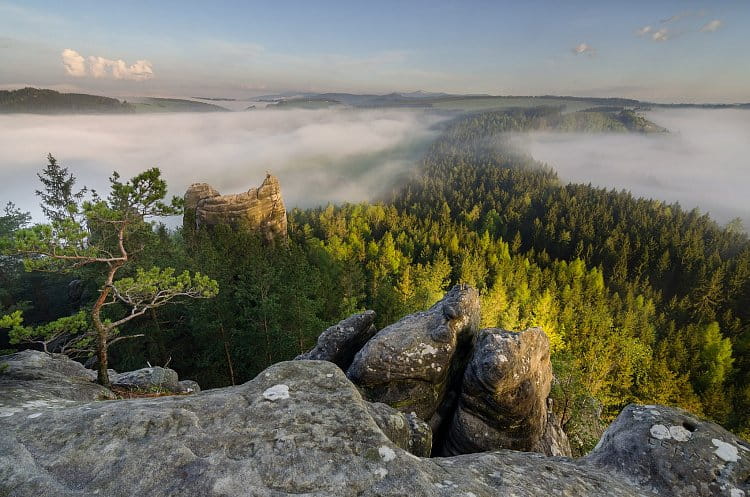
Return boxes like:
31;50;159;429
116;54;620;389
296;310;377;370
441;327;558;456
183;173;287;241
585;404;750;496
0;350;114;416
2;287;749;496
2;351;748;496
112;366;199;394
330;286;568;457
347;285;480;429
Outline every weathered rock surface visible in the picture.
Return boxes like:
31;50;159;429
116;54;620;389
0;350;115;418
178;379;201;394
296;310;377;370
112;366;182;392
183;173;287;241
584;404;750;497
366;402;433;457
443;327;565;456
347;284;480;427
536;407;573;457
2;358;657;497
183;182;220;231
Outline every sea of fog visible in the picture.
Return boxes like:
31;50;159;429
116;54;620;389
0;109;444;222
510;109;750;228
1;107;748;230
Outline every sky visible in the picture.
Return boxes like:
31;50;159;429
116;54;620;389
0;0;749;102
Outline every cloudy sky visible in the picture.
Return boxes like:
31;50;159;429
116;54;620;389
0;0;748;102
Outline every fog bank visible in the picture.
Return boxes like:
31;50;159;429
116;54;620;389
512;109;750;227
0;109;444;222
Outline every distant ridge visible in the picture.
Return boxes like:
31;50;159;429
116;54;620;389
3;87;748;114
0;87;134;114
0;88;230;114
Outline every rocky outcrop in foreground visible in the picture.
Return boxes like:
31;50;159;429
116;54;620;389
2;351;748;496
1;286;748;496
442;327;559;456
315;285;566;456
183;173;287;241
347;286;480;428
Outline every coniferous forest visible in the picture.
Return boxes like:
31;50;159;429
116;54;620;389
2;107;749;455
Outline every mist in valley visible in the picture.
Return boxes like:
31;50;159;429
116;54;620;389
511;109;750;228
0;108;445;222
2;107;749;231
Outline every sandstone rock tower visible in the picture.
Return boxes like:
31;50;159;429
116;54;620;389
183;173;287;242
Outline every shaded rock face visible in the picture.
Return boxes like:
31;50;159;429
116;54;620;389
296;310;377;370
1;358;655;497
536;407;573;457
366;402;433;458
183;174;287;242
0;351;114;418
584;404;750;497
441;328;555;455
347;284;480;426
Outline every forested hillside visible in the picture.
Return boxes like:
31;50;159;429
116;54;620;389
2;106;748;454
0;87;135;114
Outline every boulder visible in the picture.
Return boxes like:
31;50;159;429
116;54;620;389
347;284;480;426
0;359;654;497
584;404;750;497
442;327;565;456
178;380;201;394
184;174;287;241
112;366;182;393
0;350;114;418
296;310;377;370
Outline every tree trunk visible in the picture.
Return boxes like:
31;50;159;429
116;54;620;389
91;262;121;387
96;322;109;387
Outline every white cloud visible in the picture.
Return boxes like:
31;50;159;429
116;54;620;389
61;49;86;76
572;43;595;56
636;25;652;36
652;29;670;42
61;49;154;80
700;20;722;33
637;11;717;42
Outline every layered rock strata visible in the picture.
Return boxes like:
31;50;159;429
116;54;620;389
183;173;287;241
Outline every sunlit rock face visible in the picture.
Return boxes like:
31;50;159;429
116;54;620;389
346;284;481;429
183;173;287;241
